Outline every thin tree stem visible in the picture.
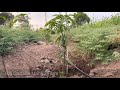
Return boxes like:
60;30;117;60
1;56;8;78
63;49;66;75
66;46;69;75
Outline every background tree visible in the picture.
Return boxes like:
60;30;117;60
73;12;90;26
17;14;31;30
0;13;28;28
0;12;14;25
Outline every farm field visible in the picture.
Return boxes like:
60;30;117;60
0;12;120;78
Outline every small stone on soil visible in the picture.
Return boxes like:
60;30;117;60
44;59;50;63
37;41;46;45
89;72;94;76
45;69;51;73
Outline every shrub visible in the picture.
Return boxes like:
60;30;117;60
40;29;52;43
0;26;44;56
70;25;120;65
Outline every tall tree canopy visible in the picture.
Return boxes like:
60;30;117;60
17;14;30;29
0;12;14;25
73;12;90;26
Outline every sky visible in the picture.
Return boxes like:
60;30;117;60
11;12;120;29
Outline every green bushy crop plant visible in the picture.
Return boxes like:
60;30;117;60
70;23;120;65
0;26;44;56
0;25;45;78
39;28;52;43
88;15;120;29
